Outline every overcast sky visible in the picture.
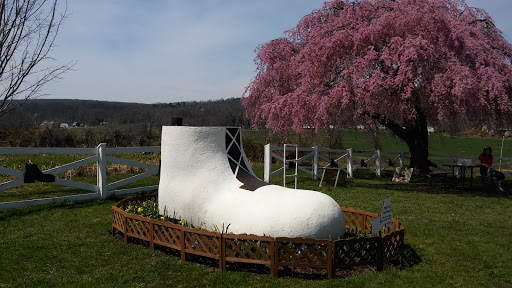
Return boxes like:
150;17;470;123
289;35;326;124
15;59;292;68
45;0;512;104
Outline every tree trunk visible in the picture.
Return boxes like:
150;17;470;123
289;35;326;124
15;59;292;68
373;107;431;174
403;118;430;174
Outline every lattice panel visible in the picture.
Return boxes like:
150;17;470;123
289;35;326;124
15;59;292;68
112;210;124;231
224;238;272;262
334;237;379;268
382;231;404;260
343;211;362;230
277;240;330;266
126;218;151;241
184;232;220;258
153;224;181;249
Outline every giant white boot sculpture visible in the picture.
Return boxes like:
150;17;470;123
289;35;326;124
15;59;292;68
158;126;345;239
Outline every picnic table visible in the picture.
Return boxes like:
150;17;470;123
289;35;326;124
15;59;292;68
442;163;481;188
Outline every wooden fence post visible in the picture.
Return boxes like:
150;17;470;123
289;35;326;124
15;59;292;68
270;238;276;277
273;238;279;278
264;144;272;183
220;234;225;271
180;229;186;262
328;242;333;279
376;237;384;272
149;221;154;251
97;143;107;199
361;214;367;233
332;241;337;279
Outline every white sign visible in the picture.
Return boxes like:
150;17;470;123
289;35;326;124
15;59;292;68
371;197;392;234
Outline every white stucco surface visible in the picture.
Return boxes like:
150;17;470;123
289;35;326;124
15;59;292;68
158;126;345;239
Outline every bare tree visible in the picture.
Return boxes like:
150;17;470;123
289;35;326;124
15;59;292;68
0;0;72;118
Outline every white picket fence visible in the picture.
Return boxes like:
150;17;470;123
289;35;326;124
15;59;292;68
264;144;512;183
0;144;160;210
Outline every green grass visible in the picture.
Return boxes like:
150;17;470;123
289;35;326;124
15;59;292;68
1;132;511;286
0;174;160;203
342;130;512;157
1;164;511;287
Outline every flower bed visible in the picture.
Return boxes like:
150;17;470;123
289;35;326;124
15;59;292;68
112;194;404;279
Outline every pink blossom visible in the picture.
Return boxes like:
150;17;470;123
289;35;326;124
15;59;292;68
242;0;512;132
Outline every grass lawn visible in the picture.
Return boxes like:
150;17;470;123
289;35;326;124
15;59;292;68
1;132;511;286
1;163;511;287
244;129;512;158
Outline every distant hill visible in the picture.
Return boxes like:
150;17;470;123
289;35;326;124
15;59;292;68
0;98;249;128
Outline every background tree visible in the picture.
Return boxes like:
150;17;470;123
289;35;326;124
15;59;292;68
0;0;72;118
242;0;512;173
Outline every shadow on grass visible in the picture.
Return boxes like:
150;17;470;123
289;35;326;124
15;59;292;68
0;191;156;220
0;186;92;202
117;231;415;281
346;171;511;198
0;197;114;221
402;244;422;268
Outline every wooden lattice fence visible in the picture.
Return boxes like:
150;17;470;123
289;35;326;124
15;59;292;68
112;195;405;279
222;233;275;274
275;237;333;278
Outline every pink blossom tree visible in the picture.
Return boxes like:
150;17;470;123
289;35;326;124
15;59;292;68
242;0;512;173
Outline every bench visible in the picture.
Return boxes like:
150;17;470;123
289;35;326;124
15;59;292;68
427;170;451;186
477;173;497;184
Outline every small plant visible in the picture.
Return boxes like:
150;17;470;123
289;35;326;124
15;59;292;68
125;199;386;239
124;197;159;219
345;226;374;238
277;242;328;263
124;199;229;233
211;223;231;234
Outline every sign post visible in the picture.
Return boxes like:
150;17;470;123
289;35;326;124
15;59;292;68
371;197;392;234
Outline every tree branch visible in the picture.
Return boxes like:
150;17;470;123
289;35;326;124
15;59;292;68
367;111;407;140
0;0;71;118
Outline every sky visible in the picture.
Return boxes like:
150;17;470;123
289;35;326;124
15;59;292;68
44;0;512;104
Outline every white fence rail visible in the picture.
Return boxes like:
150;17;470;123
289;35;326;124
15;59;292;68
0;144;160;210
2;143;510;209
264;144;511;183
264;144;407;182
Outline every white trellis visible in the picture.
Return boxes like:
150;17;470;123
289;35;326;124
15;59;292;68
264;144;408;183
0;144;160;210
264;143;512;183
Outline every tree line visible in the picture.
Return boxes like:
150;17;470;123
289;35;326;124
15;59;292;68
0;98;253;148
0;98;249;129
